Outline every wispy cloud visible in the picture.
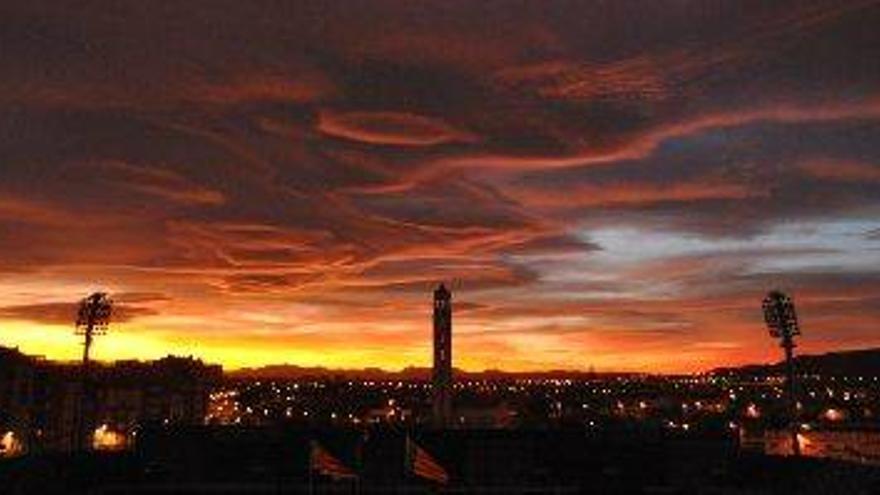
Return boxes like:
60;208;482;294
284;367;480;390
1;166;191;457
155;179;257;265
0;0;878;372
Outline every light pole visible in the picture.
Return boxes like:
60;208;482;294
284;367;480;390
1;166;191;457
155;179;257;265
762;290;801;457
75;292;112;450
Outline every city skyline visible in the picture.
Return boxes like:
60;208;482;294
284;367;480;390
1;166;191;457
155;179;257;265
1;1;879;373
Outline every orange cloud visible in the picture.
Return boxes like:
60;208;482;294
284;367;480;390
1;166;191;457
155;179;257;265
507;181;762;209
82;160;226;206
799;160;880;182
318;110;476;146
0;0;878;373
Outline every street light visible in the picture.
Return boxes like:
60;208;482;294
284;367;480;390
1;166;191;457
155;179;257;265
762;290;801;456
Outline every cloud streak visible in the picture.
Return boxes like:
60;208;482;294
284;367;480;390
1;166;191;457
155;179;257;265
0;0;878;372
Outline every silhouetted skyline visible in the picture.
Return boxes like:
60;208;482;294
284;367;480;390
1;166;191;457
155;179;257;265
0;1;879;373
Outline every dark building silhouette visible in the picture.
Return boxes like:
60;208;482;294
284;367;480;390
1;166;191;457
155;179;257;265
0;346;221;453
0;347;37;454
92;356;221;433
432;283;453;427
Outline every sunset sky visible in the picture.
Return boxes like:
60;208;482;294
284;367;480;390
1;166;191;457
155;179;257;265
1;0;879;373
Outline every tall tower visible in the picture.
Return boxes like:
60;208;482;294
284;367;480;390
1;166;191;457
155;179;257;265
75;292;112;451
432;283;452;428
762;290;802;456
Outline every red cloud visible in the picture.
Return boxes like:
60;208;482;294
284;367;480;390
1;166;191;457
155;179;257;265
0;0;878;372
798;160;880;183
318;110;476;146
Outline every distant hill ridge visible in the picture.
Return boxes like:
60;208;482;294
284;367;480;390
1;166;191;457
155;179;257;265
226;365;642;381
223;348;880;380
713;348;880;377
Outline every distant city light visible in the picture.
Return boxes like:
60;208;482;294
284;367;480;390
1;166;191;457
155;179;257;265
823;408;845;422
92;425;127;451
0;431;24;458
746;403;761;418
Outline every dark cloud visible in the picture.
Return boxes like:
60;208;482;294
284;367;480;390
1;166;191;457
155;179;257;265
506;118;880;236
0;0;878;371
0;302;157;326
503;234;600;256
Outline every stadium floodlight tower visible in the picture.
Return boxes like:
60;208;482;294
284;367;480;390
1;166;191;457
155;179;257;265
75;292;112;450
762;290;801;456
76;292;113;368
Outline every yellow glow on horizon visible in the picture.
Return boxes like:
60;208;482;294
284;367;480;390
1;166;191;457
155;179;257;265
0;320;434;371
0;318;810;374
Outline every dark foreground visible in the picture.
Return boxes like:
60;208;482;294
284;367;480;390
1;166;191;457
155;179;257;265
2;427;880;494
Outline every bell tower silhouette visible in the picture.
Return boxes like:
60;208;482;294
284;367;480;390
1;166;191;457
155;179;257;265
432;283;452;428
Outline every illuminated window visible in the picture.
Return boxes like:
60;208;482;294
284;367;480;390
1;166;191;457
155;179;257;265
0;432;24;458
92;425;128;451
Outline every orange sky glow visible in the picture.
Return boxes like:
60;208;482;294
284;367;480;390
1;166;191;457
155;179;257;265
1;1;879;373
